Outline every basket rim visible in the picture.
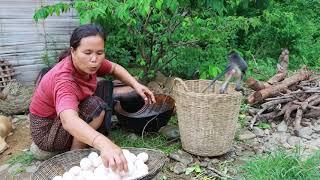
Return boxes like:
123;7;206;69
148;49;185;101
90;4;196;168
32;147;168;179
173;79;242;97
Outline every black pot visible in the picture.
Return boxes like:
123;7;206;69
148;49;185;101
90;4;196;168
114;94;175;134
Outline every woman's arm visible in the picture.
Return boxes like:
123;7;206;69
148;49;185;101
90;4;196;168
60;109;128;172
110;62;156;103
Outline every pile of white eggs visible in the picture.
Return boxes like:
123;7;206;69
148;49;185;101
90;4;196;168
52;149;149;180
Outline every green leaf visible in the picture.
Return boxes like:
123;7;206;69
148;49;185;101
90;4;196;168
194;164;202;173
155;0;163;10
200;71;208;79
208;65;219;77
185;166;195;175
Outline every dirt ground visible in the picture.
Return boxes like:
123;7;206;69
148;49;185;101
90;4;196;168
0;119;32;164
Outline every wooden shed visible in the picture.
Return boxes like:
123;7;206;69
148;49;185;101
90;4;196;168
0;0;78;85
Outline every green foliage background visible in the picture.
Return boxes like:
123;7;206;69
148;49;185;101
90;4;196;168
33;0;320;81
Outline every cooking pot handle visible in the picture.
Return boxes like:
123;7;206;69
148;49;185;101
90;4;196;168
173;78;189;92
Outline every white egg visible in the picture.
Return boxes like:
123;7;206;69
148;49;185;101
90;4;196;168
122;149;137;162
135;159;147;168
62;171;74;180
80;170;94;179
127;161;136;176
80;157;92;170
88;152;99;162
131;166;148;179
106;171;121;180
52;176;63;180
93;164;109;176
74;175;86;180
92;156;102;167
69;166;81;176
119;161;136;177
136;152;149;163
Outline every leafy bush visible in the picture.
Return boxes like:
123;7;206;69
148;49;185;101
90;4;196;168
33;0;320;82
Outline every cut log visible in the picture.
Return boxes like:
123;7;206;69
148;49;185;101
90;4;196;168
248;68;312;104
293;108;303;134
246;49;289;91
246;77;270;91
267;49;289;85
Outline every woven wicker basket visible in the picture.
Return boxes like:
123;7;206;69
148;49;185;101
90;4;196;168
32;147;169;180
0;81;34;115
173;78;242;156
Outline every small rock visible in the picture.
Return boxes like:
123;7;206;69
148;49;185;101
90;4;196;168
199;161;208;167
147;81;164;94
164;77;175;91
159;125;180;140
277;121;288;132
253;146;264;154
173;162;187;175
309;139;320;147
15;172;32;180
253;127;264;137
311;133;319;139
25;165;37;173
264;129;270;135
169;150;193;165
12;118;20;124
0;164;10;173
238;130;256;140
210;158;220;164
8;163;23;175
313;124;320;133
111;115;118;122
154;71;167;86
287;136;302;146
271;122;277;128
30;142;57;160
127;133;138;141
296;127;314;139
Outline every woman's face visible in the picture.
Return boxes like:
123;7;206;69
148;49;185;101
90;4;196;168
71;35;105;76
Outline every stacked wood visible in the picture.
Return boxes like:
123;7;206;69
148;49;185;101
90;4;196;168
0;60;17;91
246;49;317;134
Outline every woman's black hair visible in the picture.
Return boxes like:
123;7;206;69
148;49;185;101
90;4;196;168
35;24;106;85
58;24;106;62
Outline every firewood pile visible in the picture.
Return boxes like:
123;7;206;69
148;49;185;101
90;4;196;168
246;49;319;135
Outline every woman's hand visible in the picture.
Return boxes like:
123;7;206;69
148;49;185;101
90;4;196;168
133;83;156;104
94;135;128;173
110;62;156;104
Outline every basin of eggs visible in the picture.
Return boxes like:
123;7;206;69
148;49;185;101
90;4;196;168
52;149;149;180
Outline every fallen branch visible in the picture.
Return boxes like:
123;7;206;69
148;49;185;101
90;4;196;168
284;104;300;121
250;106;270;129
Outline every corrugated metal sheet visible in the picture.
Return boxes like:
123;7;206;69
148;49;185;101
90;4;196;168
0;0;79;85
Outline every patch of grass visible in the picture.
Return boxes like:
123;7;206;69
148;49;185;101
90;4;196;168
238;103;250;128
256;122;271;130
239;150;320;180
6;151;34;167
168;116;178;126
109;129;181;155
12;167;26;176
